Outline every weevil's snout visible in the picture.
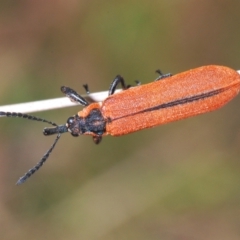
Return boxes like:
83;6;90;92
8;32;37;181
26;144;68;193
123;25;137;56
43;124;68;136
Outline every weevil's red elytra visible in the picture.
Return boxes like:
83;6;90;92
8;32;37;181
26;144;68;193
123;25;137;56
102;65;240;136
1;65;240;184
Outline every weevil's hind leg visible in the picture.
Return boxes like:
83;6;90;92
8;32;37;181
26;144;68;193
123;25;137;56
108;75;129;96
93;135;102;144
61;86;89;106
155;69;172;81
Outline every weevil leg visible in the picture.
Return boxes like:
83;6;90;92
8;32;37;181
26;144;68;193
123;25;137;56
83;84;90;94
135;80;141;86
108;75;129;96
93;135;102;144
155;70;172;81
108;75;142;95
61;86;89;106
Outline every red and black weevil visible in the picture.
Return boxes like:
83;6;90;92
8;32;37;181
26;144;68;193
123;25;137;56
1;65;240;184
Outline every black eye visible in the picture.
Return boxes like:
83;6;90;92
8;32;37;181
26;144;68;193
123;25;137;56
67;116;74;125
66;116;80;137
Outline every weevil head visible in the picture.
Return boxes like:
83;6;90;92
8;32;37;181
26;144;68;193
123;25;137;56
44;110;106;143
66;110;106;138
66;115;84;137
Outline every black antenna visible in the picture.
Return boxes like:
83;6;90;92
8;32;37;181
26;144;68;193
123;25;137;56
16;133;61;184
0;111;58;126
0;111;68;184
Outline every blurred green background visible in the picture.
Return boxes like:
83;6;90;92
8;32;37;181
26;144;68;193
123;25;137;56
1;1;240;239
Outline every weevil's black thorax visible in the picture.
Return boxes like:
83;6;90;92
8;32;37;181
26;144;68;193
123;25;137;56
67;109;106;137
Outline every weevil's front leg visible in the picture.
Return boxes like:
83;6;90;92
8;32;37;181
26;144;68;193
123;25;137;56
61;86;89;106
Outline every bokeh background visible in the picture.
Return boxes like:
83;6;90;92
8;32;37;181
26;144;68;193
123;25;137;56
0;1;240;239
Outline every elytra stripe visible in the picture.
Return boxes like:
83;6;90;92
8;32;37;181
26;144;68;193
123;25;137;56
112;86;227;121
